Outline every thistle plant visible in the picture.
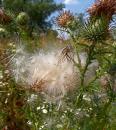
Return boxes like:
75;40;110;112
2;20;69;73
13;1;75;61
55;4;116;129
0;1;116;130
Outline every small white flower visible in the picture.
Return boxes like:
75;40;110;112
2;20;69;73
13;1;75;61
27;121;32;125
56;124;62;128
77;108;81;111
27;94;37;102
104;72;107;74
37;106;41;110
89;108;92;111
0;75;3;79
112;42;116;47
64;110;67;113
13;44;16;48
4;70;9;74
3;83;6;86
41;125;44;129
12;49;16;53
0;28;5;32
9;42;14;46
42;109;48;114
0;81;3;84
61;115;65;118
7;93;10;96
5;98;8;104
70;109;73;112
0;71;3;79
4;82;8;86
83;95;91;102
41;105;45;109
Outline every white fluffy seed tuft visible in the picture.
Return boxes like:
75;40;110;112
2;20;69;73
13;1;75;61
11;46;79;101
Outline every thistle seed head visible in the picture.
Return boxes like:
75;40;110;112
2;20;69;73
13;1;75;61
56;10;74;28
87;0;116;21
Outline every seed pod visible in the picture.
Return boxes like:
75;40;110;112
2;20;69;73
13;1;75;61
16;12;29;26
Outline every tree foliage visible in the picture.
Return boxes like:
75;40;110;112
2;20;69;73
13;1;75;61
2;0;64;32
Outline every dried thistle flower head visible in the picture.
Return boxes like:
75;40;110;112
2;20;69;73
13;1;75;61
58;45;73;63
87;0;116;21
56;10;74;28
0;8;12;24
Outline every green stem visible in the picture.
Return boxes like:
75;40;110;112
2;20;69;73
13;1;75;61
76;42;96;106
81;43;95;86
67;30;82;71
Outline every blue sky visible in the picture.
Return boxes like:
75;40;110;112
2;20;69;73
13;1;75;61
55;0;95;14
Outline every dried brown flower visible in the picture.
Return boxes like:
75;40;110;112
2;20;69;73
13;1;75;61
87;0;116;21
31;79;47;92
58;45;73;63
0;8;12;24
56;10;74;27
